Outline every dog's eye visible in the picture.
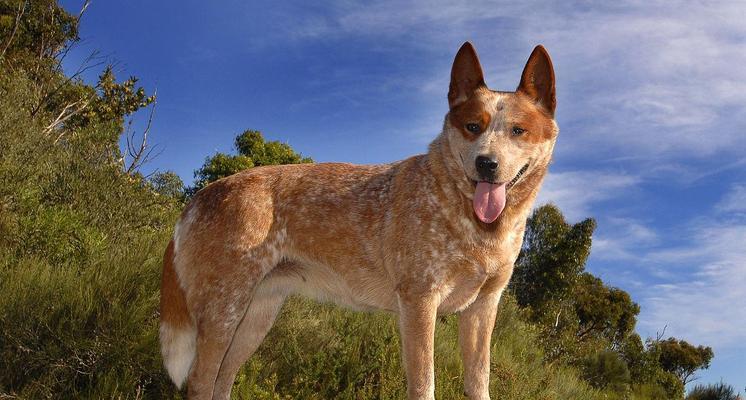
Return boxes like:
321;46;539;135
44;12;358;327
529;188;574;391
465;123;481;134
512;126;526;136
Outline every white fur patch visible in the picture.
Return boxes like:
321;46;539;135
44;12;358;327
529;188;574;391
160;321;197;389
173;206;197;254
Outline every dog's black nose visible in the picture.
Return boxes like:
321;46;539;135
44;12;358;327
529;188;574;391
475;155;498;181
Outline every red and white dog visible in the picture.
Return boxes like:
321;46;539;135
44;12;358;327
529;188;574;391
160;42;558;400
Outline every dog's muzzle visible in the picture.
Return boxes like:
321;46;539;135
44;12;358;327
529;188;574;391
475;155;498;182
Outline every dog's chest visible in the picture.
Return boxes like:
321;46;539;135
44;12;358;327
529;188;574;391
431;246;505;314
408;218;524;314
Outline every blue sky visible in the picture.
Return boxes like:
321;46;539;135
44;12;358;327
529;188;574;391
60;0;746;392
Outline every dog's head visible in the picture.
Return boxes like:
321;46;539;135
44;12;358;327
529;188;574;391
443;43;558;224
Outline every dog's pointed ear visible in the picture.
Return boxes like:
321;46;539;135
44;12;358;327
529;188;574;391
517;45;556;116
448;42;486;109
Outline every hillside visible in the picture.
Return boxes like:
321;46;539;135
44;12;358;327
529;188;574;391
0;1;723;399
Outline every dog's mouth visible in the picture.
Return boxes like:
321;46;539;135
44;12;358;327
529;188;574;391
507;162;530;189
470;162;530;224
469;162;530;190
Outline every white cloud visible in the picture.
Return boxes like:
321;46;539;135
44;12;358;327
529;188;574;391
524;2;746;160
716;184;746;213
593;217;659;261
535;176;746;351
638;221;746;349
535;170;639;222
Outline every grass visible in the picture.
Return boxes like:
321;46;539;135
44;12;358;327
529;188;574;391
1;232;611;399
225;295;608;400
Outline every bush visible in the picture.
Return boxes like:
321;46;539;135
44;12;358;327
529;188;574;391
686;382;739;400
581;350;631;393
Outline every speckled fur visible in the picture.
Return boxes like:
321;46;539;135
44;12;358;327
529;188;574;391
160;42;558;400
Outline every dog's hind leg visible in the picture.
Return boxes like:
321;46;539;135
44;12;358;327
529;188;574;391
186;252;276;400
211;271;291;400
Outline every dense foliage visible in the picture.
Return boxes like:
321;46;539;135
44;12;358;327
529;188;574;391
656;338;714;386
0;1;732;399
191;129;312;193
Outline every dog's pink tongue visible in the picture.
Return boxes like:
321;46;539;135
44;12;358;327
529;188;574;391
473;182;507;224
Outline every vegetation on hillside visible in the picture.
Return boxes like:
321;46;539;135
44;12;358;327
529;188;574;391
686;382;740;400
0;1;734;399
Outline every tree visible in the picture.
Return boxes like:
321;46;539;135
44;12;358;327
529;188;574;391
1;1;181;396
574;273;640;347
235;129;312;167
511;204;596;314
655;338;714;386
2;0;157;172
192;152;254;190
512;203;689;399
148;171;185;200
619;333;688;399
192;129;312;192
0;0;79;66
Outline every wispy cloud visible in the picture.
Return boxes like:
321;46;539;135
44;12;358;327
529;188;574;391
587;182;746;350
716;183;746;214
535;170;639;222
518;2;746;162
593;217;659;261
639;220;746;349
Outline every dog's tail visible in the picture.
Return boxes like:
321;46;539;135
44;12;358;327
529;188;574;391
159;240;196;389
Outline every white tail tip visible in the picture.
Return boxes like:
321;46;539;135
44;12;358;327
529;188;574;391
160;322;197;389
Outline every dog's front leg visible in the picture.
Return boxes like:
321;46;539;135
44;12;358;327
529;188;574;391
398;293;438;400
458;283;503;400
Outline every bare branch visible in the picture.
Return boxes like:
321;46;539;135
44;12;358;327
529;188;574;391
683;372;699;386
44;94;96;140
31;50;105;116
655;325;667;342
77;0;92;21
124;93;159;174
52;0;92;72
576;321;602;340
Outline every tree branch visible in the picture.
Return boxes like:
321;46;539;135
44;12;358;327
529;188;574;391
43;93;95;139
0;0;26;62
655;325;667;342
124;93;159;174
31;50;105;116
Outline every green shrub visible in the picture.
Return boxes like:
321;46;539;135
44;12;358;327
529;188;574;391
630;383;670;400
686;382;739;400
581;350;631;393
0;235;174;398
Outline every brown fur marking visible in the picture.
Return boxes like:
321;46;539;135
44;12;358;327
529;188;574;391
160;240;190;328
449;89;493;141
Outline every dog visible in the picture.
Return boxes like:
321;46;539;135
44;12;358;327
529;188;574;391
160;42;558;400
